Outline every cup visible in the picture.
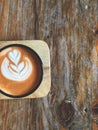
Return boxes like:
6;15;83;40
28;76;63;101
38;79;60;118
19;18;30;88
0;44;43;98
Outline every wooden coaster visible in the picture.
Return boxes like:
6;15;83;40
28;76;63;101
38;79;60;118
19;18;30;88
0;40;51;99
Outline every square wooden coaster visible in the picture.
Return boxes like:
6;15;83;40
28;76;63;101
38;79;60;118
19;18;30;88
0;40;51;99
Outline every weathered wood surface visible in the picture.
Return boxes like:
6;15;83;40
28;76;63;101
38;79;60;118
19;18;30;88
0;0;98;130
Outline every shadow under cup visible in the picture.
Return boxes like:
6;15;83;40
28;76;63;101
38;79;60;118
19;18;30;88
0;44;43;98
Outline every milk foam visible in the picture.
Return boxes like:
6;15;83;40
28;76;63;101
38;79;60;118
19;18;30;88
1;49;32;81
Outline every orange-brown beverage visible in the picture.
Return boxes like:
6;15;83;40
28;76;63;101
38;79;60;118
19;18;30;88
0;45;43;97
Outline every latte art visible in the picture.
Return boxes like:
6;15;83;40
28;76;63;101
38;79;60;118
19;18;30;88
0;45;43;97
1;49;32;81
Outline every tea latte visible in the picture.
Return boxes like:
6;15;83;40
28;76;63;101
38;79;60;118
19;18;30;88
0;45;43;97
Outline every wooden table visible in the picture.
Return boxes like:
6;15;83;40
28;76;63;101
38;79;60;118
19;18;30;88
0;0;98;130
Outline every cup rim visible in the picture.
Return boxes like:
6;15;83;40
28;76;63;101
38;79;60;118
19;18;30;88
0;43;43;98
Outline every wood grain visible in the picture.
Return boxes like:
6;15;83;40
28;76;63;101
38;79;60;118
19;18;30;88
0;0;98;130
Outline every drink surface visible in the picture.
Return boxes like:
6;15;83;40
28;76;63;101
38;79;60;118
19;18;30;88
0;45;43;97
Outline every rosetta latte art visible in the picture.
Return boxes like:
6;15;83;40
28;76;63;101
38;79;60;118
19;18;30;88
1;49;32;81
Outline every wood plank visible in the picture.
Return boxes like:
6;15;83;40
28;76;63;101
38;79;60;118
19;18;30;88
35;0;98;130
0;0;98;130
0;1;36;130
